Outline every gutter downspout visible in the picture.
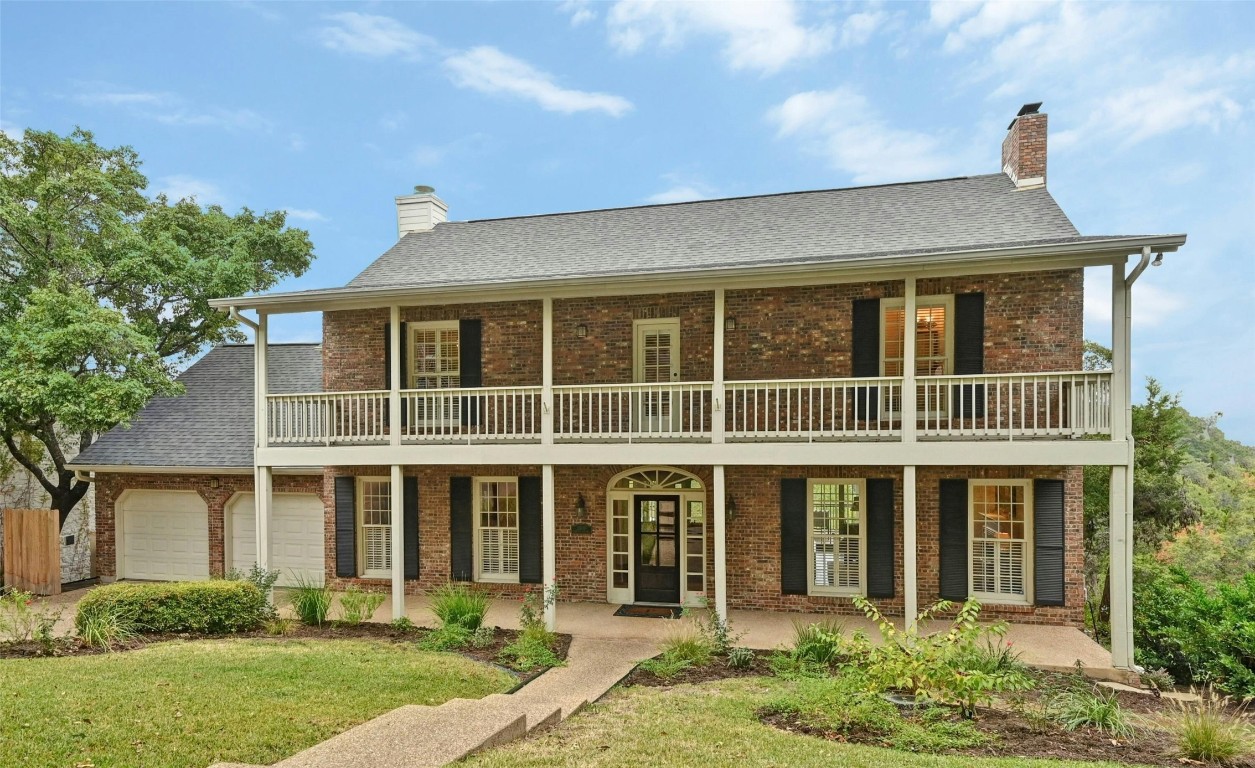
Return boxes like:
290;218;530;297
228;305;259;331
73;469;94;484
1124;247;1153;289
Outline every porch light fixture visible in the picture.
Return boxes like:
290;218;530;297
574;493;588;521
209;477;220;489
575;323;588;338
725;495;738;522
725;316;737;332
1152;252;1164;267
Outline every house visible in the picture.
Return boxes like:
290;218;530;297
71;104;1185;670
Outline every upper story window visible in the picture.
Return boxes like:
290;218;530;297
357;477;391;578
409;321;460;390
808;479;865;596
475;477;519;583
881;296;953;378
970;480;1031;604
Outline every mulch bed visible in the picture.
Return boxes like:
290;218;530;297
0;624;572;679
622;649;777;687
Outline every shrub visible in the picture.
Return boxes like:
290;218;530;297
264;617;297;636
727;646;755;669
852;596;1033;718
75;581;266;634
287;575;333;626
500;633;563;670
428;583;489;631
639;654;693;679
684;599;743;655
765;674;898;736
1141;667;1176;692
224;563;281;594
78;611;138;649
953;636;1028;677
470;625;496;649
418;623;472;651
391;616;417;632
0;588;62;645
1047;687;1136;737
1166;689;1252;763
768;649;829;679
659;623;713;667
890;707;990;752
791;619;848;666
338;586;385;625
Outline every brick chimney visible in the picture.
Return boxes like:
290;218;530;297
1001;103;1046;189
395;185;447;238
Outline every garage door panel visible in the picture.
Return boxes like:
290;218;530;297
230;493;325;586
120;491;210;582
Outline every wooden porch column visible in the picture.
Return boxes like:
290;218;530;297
902;277;917;443
389;305;401;447
253;314;272;574
542;298;554;445
1109;262;1135;669
713;288;726;444
390;463;405;620
254;466;272;573
713;465;727;622
542;463;557;630
903;465;918;624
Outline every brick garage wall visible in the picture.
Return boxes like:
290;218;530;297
322;300;543;392
553;293;714;385
95;472;324;579
916;465;1084;626
724;270;1082;380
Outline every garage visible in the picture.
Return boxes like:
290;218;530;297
229;493;326;586
118;490;210;581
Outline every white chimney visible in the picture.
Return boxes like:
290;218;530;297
395;185;448;238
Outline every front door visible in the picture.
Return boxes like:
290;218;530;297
634;495;681;603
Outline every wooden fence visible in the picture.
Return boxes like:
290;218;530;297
2;508;60;595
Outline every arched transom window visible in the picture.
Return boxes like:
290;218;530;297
611;468;703;491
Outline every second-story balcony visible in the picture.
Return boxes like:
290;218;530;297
264;370;1112;447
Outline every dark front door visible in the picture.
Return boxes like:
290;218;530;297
634;495;681;604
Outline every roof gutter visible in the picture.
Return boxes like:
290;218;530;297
228;305;259;330
210;233;1188;314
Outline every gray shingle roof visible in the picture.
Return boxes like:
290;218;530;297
71;344;321;470
349;174;1080;289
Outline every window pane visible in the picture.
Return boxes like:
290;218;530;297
360;479;392;573
971;482;1027;597
477;479;520;579
811;482;861;591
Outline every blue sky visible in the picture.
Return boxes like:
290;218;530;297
3;1;1253;440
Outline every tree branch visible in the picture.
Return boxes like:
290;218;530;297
1;431;59;497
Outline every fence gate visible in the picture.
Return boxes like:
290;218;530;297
2;508;60;595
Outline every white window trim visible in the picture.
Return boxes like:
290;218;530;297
879;295;955;377
968;479;1034;605
806;478;867;597
473;475;520;585
632;318;681;384
356;476;391;579
407;320;461;391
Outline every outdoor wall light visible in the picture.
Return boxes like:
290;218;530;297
209;477;220;489
574;493;588;521
575;323;588;337
725;316;737;332
725;494;738;522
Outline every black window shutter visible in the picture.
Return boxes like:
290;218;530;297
403;476;420;580
459;319;483;426
780;478;808;595
865;479;895;598
334;476;357;578
851;298;881;417
952;293;986;418
938;479;969;602
450;477;474;581
1033;479;1066;606
518;476;543;584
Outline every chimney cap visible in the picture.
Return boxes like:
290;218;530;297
1008;102;1044;129
413;184;436;195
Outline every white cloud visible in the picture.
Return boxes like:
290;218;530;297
155;175;225;204
606;0;834;75
645;174;718;204
928;0;982;28
768;87;954;184
560;0;596;26
0;119;21;140
840;11;888;47
317;12;433;60
444;46;633;117
937;0;1055;52
73;85;274;132
76;89;170;106
1084;268;1187;332
284;208;326;222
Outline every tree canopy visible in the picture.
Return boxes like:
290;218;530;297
0;127;314;525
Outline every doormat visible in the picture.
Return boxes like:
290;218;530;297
613;604;683;619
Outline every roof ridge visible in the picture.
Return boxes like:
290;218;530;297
220;342;322;348
449;174;996;226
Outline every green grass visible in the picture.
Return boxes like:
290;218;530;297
0;638;514;768
464;677;1132;768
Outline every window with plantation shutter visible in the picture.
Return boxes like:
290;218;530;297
357;477;391;578
970;480;1032;604
807;479;865;596
475;477;520;582
409;322;460;424
882;296;953;416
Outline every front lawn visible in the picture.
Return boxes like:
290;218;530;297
0;638;514;768
464;677;1130;768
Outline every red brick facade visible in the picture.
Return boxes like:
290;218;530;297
1002;111;1048;184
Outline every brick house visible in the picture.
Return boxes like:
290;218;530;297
72;104;1185;670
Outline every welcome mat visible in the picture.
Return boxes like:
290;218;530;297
613;604;683;619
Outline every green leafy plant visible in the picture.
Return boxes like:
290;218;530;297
639;654;693;679
852;596;1033;718
75;580;267;634
470;625;496;649
660;623;713;666
225;563;282;620
499;633;563;670
953;635;1027;677
390;616;417;632
0;588;62;646
767;649;829;679
726;646;755;669
78;610;138;650
1047;686;1136;737
418;623;473;651
287;575;333;627
264;617;297;636
684;599;743;655
890;706;990;752
1141;666;1175;692
338;586;385;626
514;584;559;652
1165;688;1252;763
790;619;848;666
428;583;489;631
764;673;898;736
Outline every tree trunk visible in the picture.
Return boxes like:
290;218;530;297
50;470;91;531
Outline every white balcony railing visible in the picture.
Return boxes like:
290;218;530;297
399;386;542;442
267;390;388;445
553;382;713;441
724;377;902;440
917;371;1112;438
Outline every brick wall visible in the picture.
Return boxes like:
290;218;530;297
1002;111;1048;184
95;472;323;579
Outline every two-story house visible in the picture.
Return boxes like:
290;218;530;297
72;104;1185;671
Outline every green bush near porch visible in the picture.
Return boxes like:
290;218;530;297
75;580;268;635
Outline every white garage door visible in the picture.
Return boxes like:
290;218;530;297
230;493;325;586
119;490;210;581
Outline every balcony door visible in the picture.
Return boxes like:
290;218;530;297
633;319;680;434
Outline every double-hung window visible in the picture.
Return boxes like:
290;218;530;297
357;477;392;578
970;480;1032;603
807;479;865;595
409;322;461;424
881;296;953;414
474;477;520;583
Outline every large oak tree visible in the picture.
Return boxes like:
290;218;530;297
0;128;313;527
